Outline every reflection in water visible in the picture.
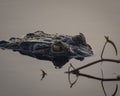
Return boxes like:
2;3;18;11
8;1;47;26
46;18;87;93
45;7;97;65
66;36;120;96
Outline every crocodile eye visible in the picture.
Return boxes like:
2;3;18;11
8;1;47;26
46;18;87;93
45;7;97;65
52;45;61;52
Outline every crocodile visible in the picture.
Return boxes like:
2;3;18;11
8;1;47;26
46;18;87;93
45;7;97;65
0;31;93;68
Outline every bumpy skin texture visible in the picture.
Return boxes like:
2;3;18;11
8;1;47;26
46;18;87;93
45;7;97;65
0;31;93;68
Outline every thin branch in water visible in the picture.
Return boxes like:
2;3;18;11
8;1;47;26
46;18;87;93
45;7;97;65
104;36;118;56
100;36;118;96
71;72;120;81
68;65;73;88
101;68;107;96
101;36;118;59
101;40;107;96
70;75;78;88
101;40;107;59
65;59;120;74
68;64;79;88
112;84;118;96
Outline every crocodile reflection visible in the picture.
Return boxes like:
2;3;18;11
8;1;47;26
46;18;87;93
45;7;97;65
0;31;93;68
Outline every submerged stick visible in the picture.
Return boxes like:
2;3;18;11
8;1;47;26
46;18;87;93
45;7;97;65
72;72;120;81
65;59;120;74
